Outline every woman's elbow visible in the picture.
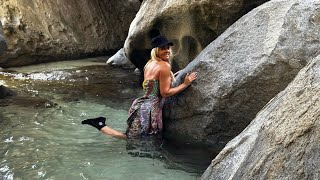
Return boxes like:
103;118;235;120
160;92;170;98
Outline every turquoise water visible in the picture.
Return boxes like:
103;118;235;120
0;59;204;180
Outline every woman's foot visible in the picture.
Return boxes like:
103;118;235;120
81;117;106;131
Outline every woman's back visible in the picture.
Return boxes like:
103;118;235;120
144;60;161;81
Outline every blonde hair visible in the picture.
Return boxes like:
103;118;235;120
149;47;175;83
150;48;161;61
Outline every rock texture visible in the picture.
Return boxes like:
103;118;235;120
201;52;320;180
163;0;320;151
110;0;269;70
0;21;7;55
0;0;140;67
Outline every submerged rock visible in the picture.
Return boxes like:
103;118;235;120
201;50;320;180
119;0;269;70
0;85;16;99
164;0;320;151
0;0;141;67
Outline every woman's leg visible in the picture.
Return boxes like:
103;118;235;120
82;117;127;140
100;126;127;139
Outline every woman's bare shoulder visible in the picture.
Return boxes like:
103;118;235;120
158;61;171;69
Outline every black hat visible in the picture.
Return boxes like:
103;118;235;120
151;35;173;48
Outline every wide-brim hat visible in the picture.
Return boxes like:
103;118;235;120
151;35;173;48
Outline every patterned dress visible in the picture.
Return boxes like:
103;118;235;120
125;79;165;138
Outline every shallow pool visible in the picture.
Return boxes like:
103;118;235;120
0;58;207;180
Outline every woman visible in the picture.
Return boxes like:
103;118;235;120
82;35;197;139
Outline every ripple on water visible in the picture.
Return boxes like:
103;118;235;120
0;164;14;180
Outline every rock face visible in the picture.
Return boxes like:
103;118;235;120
201;53;320;180
163;0;320;151
0;0;140;67
0;21;7;55
112;0;269;70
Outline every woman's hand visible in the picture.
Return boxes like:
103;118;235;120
183;72;197;86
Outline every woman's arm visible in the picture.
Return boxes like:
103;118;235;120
159;62;197;98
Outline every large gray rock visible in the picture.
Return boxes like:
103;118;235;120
0;0;140;67
118;0;269;70
164;0;320;150
0;21;7;55
201;52;320;180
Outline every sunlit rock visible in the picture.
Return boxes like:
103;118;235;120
120;0;269;70
164;0;320;151
201;52;320;180
0;0;141;67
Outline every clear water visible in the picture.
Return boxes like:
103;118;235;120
0;58;205;180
